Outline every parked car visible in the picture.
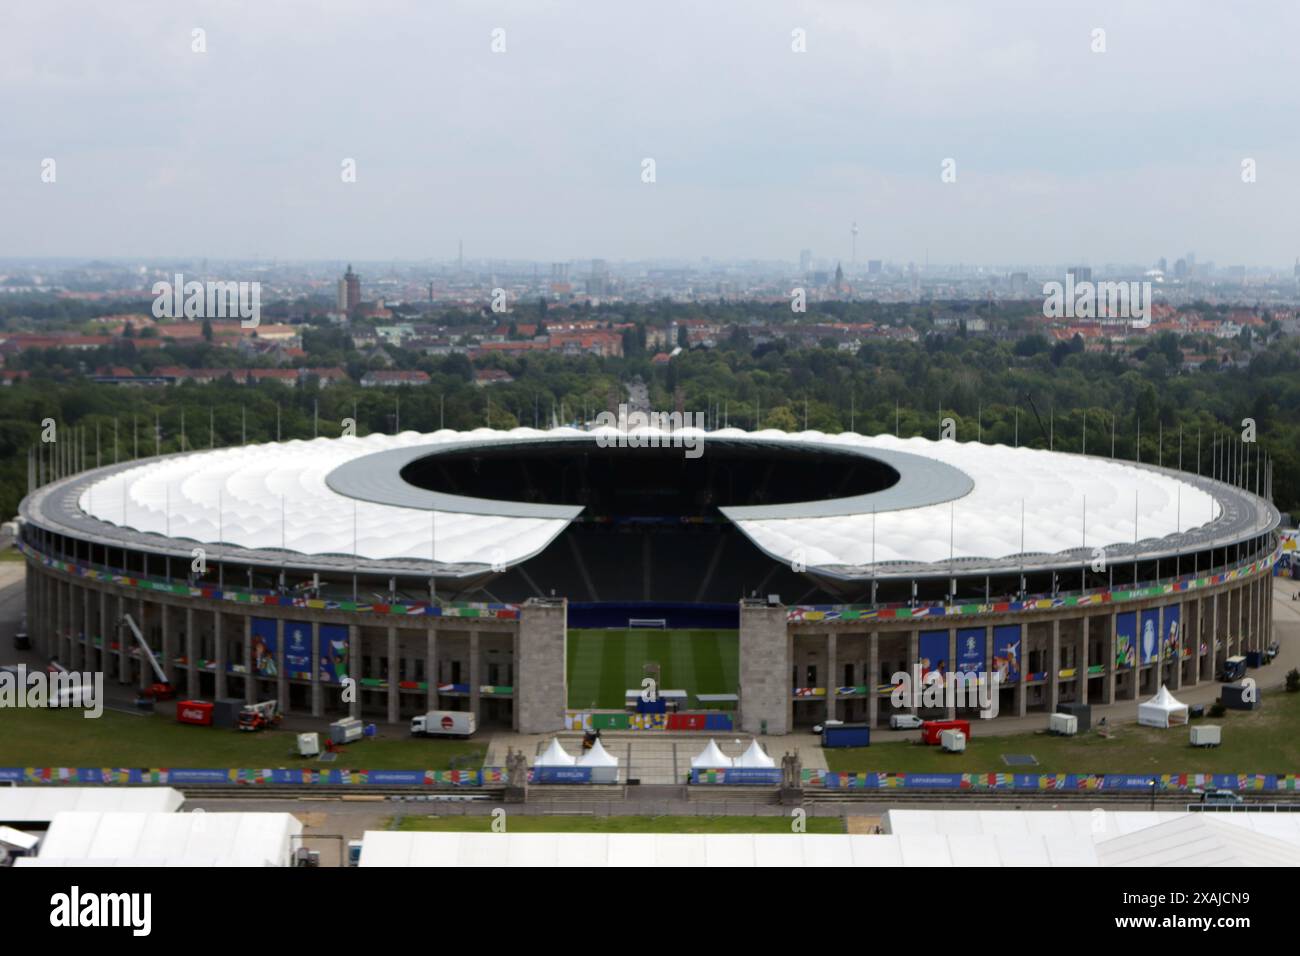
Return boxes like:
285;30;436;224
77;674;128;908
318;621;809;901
889;714;925;730
1200;789;1244;805
811;719;843;735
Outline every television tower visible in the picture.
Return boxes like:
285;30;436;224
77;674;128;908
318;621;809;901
851;221;859;266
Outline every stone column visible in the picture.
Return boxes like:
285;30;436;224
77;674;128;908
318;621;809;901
1048;619;1061;712
1105;610;1117;705
868;632;879;727
908;629;920;715
185;607;198;698
243;614;253;704
427;624;438;714
310;621;322;717
946;628;957;719
137;598;149;692
214;609;227;700
160;603;173;692
82;585;94;675
517;599;568;734
1080;616;1090;704
99;591;109;685
387;625;400;724
468;629;481;722
826;631;838;723
1017;622;1028;716
116;594;127;684
349;624;361;718
276;618;288;714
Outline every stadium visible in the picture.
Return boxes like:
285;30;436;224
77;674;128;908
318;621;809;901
16;425;1282;735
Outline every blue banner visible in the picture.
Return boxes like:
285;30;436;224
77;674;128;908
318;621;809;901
250;618;279;678
1115;611;1137;669
319;624;350;684
957;628;984;675
992;625;1020;684
284;623;312;680
532;767;593;784
1139;609;1160;665
919;630;949;678
1163;605;1181;660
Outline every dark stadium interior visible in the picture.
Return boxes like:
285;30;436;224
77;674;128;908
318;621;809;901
481;521;843;604
400;439;898;517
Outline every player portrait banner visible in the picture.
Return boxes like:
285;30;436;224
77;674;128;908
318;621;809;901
250;617;278;679
919;630;949;678
1115;611;1137;669
992;625;1021;684
319;623;350;684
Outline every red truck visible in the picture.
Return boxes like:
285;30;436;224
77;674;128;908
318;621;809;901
920;719;971;745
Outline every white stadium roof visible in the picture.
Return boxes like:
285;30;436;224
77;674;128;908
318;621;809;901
57;426;1269;576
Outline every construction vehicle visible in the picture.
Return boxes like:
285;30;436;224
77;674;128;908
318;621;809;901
122;613;175;701
238;699;281;732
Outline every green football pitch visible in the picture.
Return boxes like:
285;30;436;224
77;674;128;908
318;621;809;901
566;629;739;710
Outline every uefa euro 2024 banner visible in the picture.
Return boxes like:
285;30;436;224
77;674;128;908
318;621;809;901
319;623;350;684
957;628;984;674
1115;611;1137;669
992;625;1020;684
251;618;278;678
1139;609;1160;665
284;624;312;680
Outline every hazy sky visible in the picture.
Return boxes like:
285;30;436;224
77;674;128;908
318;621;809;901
3;1;1298;266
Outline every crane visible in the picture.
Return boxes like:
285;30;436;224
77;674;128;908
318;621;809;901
122;613;175;700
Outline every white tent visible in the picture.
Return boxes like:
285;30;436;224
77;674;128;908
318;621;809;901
533;738;576;767
34;811;301;867
575;739;619;767
691;739;733;768
0;787;184;824
733;739;776;769
1138;685;1189;728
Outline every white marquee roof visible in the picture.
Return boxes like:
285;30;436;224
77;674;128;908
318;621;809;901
357;830;1099;867
36;811;302;867
0;787;184;824
70;427;1239;571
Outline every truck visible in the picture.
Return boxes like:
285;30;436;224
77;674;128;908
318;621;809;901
410;710;476;738
238;699;281;732
122;613;175;701
1220;656;1247;682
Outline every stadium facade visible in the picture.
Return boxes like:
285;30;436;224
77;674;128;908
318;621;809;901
17;427;1281;734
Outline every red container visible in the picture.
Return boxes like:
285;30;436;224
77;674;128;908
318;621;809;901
176;700;214;726
920;719;971;745
666;712;707;731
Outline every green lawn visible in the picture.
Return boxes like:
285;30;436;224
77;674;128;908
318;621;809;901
825;691;1300;774
566;628;738;710
394;815;842;834
0;707;485;770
